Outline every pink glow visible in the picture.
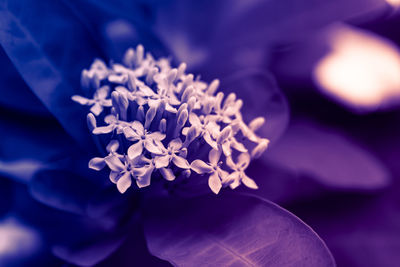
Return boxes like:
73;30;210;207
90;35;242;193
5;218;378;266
313;25;400;111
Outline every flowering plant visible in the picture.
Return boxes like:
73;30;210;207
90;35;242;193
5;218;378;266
73;45;268;194
0;0;397;266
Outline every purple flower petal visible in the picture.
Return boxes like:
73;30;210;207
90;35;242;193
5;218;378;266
88;157;106;171
104;156;125;172
172;156;190;169
208;172;222;194
155;155;170;169
143;194;335;267
93;125;115;134
159;168;175;181
116;172;132;194
190;160;213;174
127;141;144;160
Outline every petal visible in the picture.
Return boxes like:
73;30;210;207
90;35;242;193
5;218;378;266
251;138;270;159
136;167;153;188
231;138;247;153
154;155;171;169
143;194;335;267
203;131;218;150
238;153;251;169
172;156;190;169
217;126;232;144
159;168;176;181
144;139;165;155
169;138;183;151
96;85;110;99
221;142;232;157
104;156;125;172
88;157;106;171
71;95;90;105
92;125;114;134
123;127;140;140
190;160;213;174
208;172;222;194
208;149;221;165
131;121;145;135
106;140;119;153
104;114;117;124
188;113;201;126
229;178;241;190
242;175;258;190
116;172;132;194
90;103;103;116
109;171;119;184
147;132;166;141
226;156;236;170
127;142;144;160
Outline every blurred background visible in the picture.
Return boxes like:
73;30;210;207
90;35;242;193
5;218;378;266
1;0;400;266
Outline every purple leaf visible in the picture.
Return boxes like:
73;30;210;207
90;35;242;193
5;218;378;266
143;194;335;266
0;47;49;115
264;120;391;191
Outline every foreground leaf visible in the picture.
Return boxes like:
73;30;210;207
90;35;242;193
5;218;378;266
143;194;335;266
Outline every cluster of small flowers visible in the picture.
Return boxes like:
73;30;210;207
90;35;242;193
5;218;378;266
72;45;269;194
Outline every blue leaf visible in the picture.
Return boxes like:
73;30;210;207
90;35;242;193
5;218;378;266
0;47;49;115
0;0;104;149
143;194;335;266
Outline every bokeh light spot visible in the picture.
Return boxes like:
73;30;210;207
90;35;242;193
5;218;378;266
313;25;400;111
0;216;40;260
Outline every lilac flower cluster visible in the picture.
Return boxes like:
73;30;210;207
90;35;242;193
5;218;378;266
72;45;269;194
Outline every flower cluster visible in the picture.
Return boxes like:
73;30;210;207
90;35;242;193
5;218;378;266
72;45;269;194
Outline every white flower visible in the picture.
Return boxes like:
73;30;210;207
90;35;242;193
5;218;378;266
91;114;129;135
154;138;190;170
123;121;166;159
191;149;229;194
73;45;268;194
226;153;258;190
72;85;112;116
